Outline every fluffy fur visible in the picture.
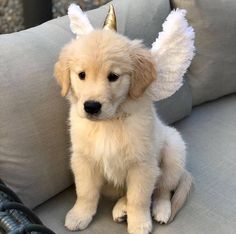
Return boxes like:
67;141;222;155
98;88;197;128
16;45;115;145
54;28;192;234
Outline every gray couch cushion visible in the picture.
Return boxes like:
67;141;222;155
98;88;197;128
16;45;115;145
155;80;191;124
35;94;236;233
0;20;74;208
171;0;236;106
1;0;182;209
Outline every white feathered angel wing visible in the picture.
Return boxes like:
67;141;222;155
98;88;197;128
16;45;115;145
68;4;94;37
147;9;195;101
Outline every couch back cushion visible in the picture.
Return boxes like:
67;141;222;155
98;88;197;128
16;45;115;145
171;0;236;105
0;0;191;208
0;18;74;208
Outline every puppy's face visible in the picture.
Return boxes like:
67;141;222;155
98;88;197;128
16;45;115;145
55;30;156;120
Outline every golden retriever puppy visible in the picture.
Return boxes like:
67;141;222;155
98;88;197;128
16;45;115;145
54;29;192;234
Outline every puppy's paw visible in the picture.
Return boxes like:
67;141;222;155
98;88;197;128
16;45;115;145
128;219;152;234
65;207;93;231
152;199;171;224
128;211;152;234
112;197;127;222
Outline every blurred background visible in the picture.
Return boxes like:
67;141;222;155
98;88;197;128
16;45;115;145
0;0;111;34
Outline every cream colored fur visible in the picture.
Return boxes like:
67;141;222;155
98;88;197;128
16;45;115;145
55;30;192;234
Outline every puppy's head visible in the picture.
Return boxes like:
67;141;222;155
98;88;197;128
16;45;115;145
54;30;156;120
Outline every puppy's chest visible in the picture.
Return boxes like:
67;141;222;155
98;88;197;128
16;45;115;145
92;126;129;185
77;122;134;185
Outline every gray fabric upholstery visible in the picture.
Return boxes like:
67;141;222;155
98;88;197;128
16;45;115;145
35;94;236;233
171;0;236;106
0;0;192;209
0;20;74;208
155;79;192;124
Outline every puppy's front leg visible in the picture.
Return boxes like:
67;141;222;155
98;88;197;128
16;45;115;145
65;155;103;231
127;163;159;234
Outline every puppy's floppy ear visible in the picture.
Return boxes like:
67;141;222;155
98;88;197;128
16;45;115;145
129;41;157;99
54;46;70;97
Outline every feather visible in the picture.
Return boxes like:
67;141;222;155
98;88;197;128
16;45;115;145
147;9;195;101
68;4;94;37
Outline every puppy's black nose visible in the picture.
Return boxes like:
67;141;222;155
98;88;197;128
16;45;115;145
84;101;102;115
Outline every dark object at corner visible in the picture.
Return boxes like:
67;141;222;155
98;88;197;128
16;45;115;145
0;178;55;234
22;0;53;29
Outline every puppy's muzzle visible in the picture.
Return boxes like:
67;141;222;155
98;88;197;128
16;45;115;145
84;101;102;115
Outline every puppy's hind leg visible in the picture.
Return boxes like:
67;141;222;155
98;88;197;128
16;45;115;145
152;188;171;224
152;127;192;224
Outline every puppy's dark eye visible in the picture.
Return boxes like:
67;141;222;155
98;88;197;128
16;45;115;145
78;71;86;80
108;72;119;82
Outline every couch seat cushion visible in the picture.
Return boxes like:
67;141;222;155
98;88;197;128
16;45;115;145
35;94;236;233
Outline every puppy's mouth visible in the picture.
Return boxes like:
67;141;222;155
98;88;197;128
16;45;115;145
85;110;130;121
85;113;101;121
85;110;118;121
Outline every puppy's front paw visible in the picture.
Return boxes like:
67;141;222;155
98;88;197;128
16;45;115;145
112;197;127;222
128;212;152;234
65;207;93;231
152;199;171;224
128;220;152;234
